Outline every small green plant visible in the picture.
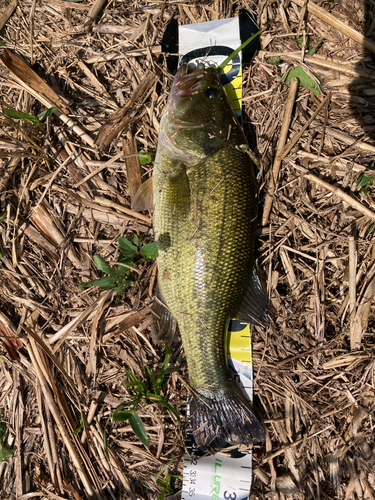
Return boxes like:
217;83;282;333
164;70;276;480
111;345;179;449
2;106;57;132
0;417;14;462
73;413;87;435
0;211;6;222
297;34;310;50
296;35;323;56
156;459;182;500
78;235;158;296
285;36;324;95
285;66;322;96
356;164;375;195
139;150;154;165
307;39;323;56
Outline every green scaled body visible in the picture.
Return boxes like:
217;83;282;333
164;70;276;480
134;63;269;453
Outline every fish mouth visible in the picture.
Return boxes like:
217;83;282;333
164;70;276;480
173;62;207;94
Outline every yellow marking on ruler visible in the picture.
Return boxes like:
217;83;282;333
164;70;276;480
227;322;252;367
223;65;242;115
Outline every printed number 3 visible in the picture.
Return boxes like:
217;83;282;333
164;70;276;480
224;492;237;499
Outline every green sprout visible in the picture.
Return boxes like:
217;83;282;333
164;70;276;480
285;66;322;96
0;417;14;462
139;150;154;165
156;459;182;500
78;235;158;296
2;106;57;132
356;164;375;195
111;345;179;450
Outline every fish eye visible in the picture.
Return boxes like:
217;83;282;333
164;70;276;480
205;86;221;99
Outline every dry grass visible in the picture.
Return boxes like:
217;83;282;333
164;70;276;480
0;1;375;499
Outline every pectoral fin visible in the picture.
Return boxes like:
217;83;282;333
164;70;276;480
152;285;177;341
165;166;190;217
233;268;271;326
131;176;153;211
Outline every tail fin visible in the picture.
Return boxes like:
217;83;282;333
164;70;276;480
189;386;265;454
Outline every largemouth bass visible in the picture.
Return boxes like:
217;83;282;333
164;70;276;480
133;62;270;453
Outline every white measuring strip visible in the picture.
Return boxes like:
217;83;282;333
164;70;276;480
181;321;255;500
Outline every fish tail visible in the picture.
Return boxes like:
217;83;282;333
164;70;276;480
189;386;265;454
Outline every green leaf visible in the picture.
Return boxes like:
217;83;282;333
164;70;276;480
146;366;157;388
217;29;263;73
148;395;179;421
368;222;375;234
297;34;309;50
78;276;119;291
140;242;159;261
139;151;153;165
0;445;14;462
308;40;323;56
128;413;149;448
153;344;171;395
112;410;135;422
73;414;86;435
2;108;38;123
118;237;138;258
0;420;7;441
0;419;13;462
285;66;322;96
93;254;117;276
0;211;6;222
132;234;142;249
124;368;142;383
356;174;374;189
37;106;57;121
115;264;130;277
156;459;176;482
112;278;133;296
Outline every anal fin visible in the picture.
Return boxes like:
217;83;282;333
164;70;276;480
233;268;271;326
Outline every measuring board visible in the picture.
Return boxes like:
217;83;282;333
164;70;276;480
181;320;255;500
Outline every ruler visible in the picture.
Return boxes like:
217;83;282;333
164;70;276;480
181;320;255;500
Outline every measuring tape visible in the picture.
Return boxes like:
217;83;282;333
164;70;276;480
181;320;255;500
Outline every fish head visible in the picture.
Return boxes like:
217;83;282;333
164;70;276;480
159;63;235;163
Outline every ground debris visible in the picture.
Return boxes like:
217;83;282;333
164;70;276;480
0;0;375;499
